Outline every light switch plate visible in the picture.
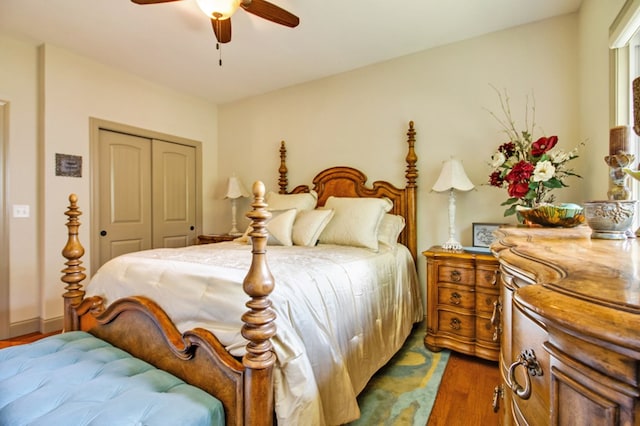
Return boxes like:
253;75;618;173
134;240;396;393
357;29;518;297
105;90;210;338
13;204;30;218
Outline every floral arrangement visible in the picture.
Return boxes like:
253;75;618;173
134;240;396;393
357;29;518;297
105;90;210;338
487;89;581;217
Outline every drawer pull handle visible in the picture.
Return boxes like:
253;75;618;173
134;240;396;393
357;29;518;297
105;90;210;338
449;317;461;330
492;384;503;413
491;270;499;286
491;300;501;342
507;349;543;400
450;270;462;282
449;292;461;305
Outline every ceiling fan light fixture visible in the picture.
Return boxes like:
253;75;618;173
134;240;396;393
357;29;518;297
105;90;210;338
195;0;241;20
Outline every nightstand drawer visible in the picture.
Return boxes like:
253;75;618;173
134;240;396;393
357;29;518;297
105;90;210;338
438;265;475;285
476;268;499;288
437;285;475;310
437;310;475;338
475;316;497;343
475;291;498;314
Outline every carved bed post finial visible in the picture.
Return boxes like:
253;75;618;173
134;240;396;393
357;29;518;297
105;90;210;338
279;141;288;194
405;121;418;261
242;181;277;426
61;193;86;331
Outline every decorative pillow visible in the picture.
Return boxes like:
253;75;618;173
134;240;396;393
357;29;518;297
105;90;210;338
377;214;406;247
265;190;318;212
292;209;335;247
235;209;297;246
318;197;393;251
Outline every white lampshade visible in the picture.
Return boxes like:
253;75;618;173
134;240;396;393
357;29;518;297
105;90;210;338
432;158;475;192
196;0;241;20
225;176;250;199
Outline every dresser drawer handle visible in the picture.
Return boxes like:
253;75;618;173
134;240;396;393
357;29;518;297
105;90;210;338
507;349;543;400
449;292;462;305
450;270;462;282
449;317;461;330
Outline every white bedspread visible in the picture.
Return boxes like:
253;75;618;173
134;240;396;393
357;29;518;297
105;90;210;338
87;242;423;425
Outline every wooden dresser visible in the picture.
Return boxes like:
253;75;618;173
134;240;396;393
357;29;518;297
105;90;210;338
423;246;501;361
492;226;640;425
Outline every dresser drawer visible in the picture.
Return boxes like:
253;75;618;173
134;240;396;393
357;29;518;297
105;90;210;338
438;265;475;285
437;285;475;310
436;310;475;339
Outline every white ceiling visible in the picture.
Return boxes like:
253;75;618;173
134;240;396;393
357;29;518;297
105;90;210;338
0;0;582;105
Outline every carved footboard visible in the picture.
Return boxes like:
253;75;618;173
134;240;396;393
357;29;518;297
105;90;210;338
59;183;276;426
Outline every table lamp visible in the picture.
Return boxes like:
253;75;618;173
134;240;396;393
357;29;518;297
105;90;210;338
432;158;475;250
225;175;250;236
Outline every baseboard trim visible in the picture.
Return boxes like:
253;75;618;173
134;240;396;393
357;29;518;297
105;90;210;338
9;316;63;337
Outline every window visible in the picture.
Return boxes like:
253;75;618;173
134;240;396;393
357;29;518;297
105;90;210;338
611;0;640;225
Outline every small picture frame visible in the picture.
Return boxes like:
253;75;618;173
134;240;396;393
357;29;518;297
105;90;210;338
472;223;501;248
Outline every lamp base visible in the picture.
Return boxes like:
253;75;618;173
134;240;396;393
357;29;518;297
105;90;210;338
441;238;463;251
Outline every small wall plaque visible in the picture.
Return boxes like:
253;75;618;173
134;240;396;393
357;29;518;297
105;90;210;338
55;153;82;177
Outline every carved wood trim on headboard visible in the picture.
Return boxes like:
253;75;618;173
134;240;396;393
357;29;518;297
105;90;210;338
277;121;418;261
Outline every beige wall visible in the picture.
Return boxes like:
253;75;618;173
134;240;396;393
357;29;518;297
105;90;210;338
0;0;629;331
218;13;583;294
0;39;218;333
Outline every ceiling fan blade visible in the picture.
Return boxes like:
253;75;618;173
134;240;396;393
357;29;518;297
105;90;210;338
131;0;182;4
240;0;299;28
211;18;232;44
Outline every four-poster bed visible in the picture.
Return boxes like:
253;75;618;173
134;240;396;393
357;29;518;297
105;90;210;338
1;121;420;426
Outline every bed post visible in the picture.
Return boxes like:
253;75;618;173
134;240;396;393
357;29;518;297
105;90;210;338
405;121;418;261
242;181;277;426
61;193;86;331
278;141;288;194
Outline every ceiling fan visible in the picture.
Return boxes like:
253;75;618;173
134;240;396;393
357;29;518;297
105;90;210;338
131;0;299;44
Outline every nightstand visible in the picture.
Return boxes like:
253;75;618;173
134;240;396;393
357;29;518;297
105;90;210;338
197;234;236;244
422;246;500;361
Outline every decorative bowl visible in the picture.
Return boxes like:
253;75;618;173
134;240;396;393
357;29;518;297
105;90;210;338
583;200;637;239
516;203;585;228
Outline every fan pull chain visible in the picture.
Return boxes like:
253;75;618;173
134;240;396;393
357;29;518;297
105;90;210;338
217;43;223;66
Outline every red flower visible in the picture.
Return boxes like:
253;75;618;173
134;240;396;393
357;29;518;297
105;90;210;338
508;181;530;198
505;160;534;184
488;171;503;187
531;136;558;157
498;141;516;157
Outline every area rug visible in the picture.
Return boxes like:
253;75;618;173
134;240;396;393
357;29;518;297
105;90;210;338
348;324;450;426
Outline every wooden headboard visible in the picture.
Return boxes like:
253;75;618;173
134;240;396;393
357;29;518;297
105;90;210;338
276;121;418;261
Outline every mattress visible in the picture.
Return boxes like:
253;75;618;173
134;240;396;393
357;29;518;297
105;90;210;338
86;241;423;425
0;331;224;426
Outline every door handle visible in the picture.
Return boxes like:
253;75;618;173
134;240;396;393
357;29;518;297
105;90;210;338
100;230;107;236
190;226;195;231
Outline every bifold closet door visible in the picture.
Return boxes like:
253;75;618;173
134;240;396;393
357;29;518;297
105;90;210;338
98;130;152;268
151;139;196;248
98;131;196;268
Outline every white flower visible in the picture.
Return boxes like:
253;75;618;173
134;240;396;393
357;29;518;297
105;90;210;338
547;147;571;164
532;160;556;182
490;152;506;168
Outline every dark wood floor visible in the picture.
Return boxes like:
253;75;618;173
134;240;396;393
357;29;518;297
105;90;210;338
428;351;501;425
2;332;501;425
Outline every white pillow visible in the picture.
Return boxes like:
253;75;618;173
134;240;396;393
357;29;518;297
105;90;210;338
318;197;393;251
235;208;297;246
377;214;406;247
292;209;335;247
265;190;318;212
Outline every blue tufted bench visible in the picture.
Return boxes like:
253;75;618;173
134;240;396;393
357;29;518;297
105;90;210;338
0;331;225;426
